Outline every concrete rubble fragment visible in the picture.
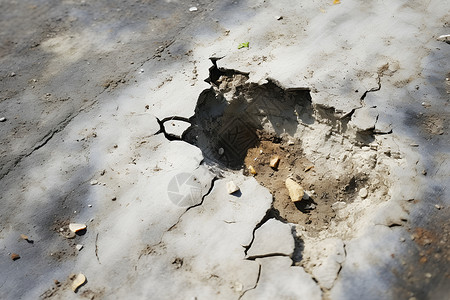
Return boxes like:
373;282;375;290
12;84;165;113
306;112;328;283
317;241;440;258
11;253;20;261
71;273;86;292
285;178;304;202
69;223;87;233
247;219;294;257
269;155;280;169
359;188;368;198
226;181;240;194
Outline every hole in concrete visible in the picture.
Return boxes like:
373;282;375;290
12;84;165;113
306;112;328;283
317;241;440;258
166;60;391;235
184;69;313;169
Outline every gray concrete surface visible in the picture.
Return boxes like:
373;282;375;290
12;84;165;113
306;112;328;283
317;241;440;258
0;0;449;299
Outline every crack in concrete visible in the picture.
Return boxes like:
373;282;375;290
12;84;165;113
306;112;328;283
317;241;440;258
0;82;114;181
360;75;381;102
238;263;261;300
243;207;284;256
0;112;76;181
155;116;192;141
246;253;291;260
144;175;217;254
95;233;101;264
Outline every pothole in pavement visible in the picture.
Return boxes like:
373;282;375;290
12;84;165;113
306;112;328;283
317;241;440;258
157;60;398;291
159;61;391;236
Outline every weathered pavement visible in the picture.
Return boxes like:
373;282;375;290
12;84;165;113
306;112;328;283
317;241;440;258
0;1;449;299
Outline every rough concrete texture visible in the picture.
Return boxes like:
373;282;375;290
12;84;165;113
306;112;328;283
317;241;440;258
0;0;449;299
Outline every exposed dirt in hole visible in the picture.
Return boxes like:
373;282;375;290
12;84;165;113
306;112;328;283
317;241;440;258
243;130;369;235
183;64;312;169
163;61;392;238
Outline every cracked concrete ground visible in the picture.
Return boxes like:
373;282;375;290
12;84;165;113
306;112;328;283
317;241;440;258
1;0;449;299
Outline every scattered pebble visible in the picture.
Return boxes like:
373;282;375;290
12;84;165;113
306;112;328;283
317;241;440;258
10;72;16;77
71;273;86;292
435;204;441;210
189;6;198;12
139;68;144;73
218;148;224;155
76;244;83;251
400;237;406;242
69;223;86;233
112;197;117;201
287;140;294;145
88;204;92;208
248;166;257;175
275;15;283;20
90;180;98;185
20;234;29;240
425;273;432;278
234;281;243;292
11;253;20;261
269;155;280;169
226;181;240;194
285;178;304;202
359;188;368;198
304;165;314;172
421;102;431;107
0;117;6;122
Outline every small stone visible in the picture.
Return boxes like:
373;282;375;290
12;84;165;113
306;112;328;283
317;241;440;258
425;273;432;278
0;117;6;122
10;72;16;77
69;223;86;233
248;165;257;175
304;165;314;172
359;188;368;198
227;181;240;194
88;204;92;208
112;197;117;201
234;281;243;292
71;273;86;292
90;180;98;185
218;148;224;155
189;6;198;12
275;15;283;20
285;178;304;202
435;204;441;210
76;244;83;251
287;140;294;145
20;234;29;240
139;68;144;73
269;155;280;169
11;253;20;261
400;237;405;242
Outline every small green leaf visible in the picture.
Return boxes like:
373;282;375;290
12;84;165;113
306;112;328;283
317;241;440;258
238;42;249;49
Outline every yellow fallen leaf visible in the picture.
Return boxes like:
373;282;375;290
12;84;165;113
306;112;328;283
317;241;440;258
333;0;341;4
